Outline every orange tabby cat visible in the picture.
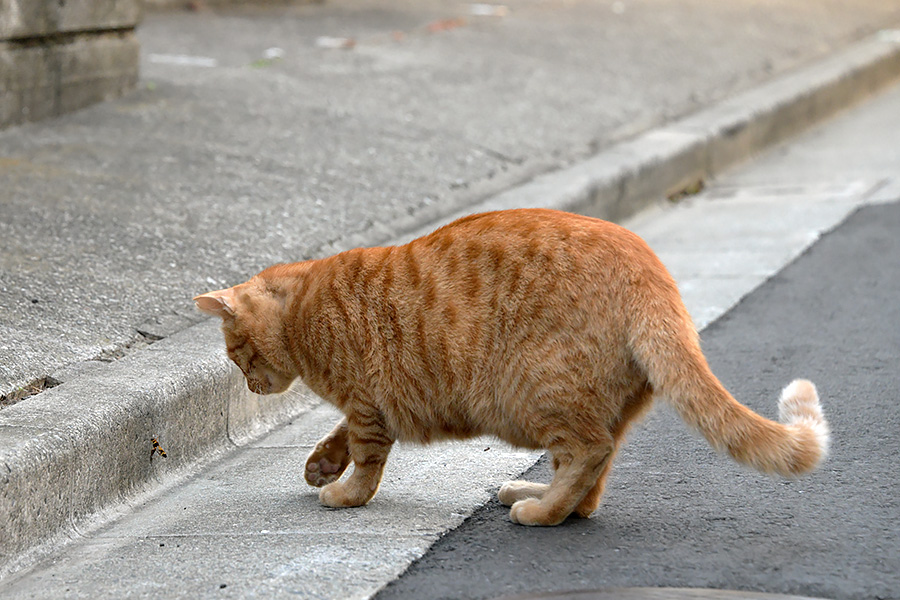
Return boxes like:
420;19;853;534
195;209;829;526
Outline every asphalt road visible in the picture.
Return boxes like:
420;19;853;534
375;200;900;600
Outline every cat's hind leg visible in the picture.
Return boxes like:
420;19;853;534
499;449;615;518
319;410;394;508
572;450;616;518
305;417;352;487
573;388;651;517
509;435;614;526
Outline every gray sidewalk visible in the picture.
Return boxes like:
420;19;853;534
2;0;900;588
2;76;898;600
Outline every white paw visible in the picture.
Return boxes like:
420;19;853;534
318;482;346;507
498;480;547;506
509;498;544;526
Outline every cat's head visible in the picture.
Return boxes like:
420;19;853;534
194;278;296;395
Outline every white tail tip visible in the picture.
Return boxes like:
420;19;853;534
779;378;830;460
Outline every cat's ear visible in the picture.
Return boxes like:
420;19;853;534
194;288;236;318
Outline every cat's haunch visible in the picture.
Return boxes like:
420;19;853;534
195;209;829;526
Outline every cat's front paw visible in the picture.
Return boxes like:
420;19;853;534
305;440;351;487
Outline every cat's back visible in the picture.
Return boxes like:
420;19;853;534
297;209;661;312
423;209;630;248
411;209;653;285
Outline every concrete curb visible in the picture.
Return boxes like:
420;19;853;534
0;320;320;578
2;31;899;579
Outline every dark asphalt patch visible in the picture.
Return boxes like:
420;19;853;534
375;201;900;600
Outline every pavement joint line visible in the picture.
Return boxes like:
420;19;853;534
1;31;900;581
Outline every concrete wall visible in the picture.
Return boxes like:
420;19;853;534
0;0;141;129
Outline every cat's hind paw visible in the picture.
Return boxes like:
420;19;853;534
498;480;549;506
509;498;566;527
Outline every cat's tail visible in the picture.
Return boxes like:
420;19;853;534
630;311;830;477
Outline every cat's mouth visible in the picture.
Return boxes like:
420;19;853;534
246;371;292;395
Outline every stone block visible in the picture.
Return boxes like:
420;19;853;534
0;0;141;40
142;0;323;8
58;0;142;35
0;0;141;128
0;0;52;41
55;32;140;115
0;31;139;128
0;43;56;125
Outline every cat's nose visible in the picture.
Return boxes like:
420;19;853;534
248;378;269;395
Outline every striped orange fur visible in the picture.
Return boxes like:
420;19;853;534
195;209;829;526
